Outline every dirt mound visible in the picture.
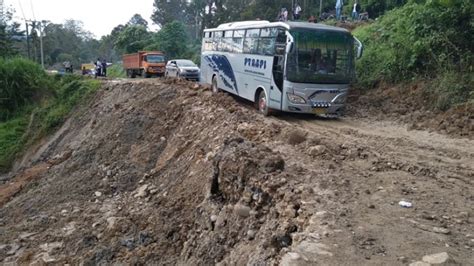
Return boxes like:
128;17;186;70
347;83;474;139
0;78;472;265
0;79;309;264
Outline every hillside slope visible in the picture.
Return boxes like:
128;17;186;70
0;79;472;265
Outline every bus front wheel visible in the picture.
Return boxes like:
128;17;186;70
257;90;272;116
211;76;219;93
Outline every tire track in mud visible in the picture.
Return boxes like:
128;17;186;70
263;110;473;264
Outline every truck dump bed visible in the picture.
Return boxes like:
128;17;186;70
122;53;143;69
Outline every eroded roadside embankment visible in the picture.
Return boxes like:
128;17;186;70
0;78;472;265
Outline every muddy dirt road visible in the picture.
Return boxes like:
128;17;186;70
0;79;472;265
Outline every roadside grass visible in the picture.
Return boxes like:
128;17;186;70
0;74;100;173
107;64;126;78
0;114;29;170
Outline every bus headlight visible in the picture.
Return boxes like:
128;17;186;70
332;93;347;104
287;93;306;104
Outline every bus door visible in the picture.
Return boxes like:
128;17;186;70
270;29;286;110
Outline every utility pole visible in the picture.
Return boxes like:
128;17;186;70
26;22;31;59
292;0;294;20
39;21;44;69
27;20;45;68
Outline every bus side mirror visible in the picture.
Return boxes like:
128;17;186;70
354;37;363;59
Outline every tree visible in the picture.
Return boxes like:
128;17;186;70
128;14;149;28
151;0;189;26
146;21;188;59
0;9;23;58
114;25;152;53
41;20;97;67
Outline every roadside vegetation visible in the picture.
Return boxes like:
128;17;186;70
107;64;127;78
0;58;99;172
353;0;473;110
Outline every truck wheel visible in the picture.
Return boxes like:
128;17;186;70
144;73;150;78
131;71;136;78
257;89;272;116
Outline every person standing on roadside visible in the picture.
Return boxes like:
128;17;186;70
95;58;102;78
278;8;289;21
101;58;107;77
352;1;361;21
336;0;343;20
294;3;302;20
283;8;288;21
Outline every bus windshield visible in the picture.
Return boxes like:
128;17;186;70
287;28;354;84
147;54;165;63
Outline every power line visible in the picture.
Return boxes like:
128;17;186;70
18;0;27;20
17;0;32;59
29;0;35;20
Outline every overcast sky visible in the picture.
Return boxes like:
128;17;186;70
5;0;159;38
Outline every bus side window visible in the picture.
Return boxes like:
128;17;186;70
221;31;233;52
212;32;220;51
203;31;211;51
243;29;260;54
275;29;286;55
258;28;277;56
232;30;244;53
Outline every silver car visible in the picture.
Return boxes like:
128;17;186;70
165;59;200;81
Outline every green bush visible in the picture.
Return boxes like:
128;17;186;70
107;64;126;78
0;115;29;170
353;0;473;109
430;70;474;111
0;73;100;172
0;58;52;121
39;76;99;133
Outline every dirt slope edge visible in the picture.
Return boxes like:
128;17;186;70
0;79;472;265
0;79;307;264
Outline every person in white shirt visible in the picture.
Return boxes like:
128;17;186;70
336;0;343;20
294;3;302;20
352;1;361;20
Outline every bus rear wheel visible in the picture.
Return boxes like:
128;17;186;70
211;76;219;93
257;90;272;116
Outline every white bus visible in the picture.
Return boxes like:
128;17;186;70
200;20;363;116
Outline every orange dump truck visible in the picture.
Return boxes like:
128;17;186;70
122;51;166;78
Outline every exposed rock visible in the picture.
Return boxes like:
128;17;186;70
422;252;449;264
409;261;431;266
135;184;149;198
280;252;303;266
247;230;256;240
234;204;251;218
286;130;307;145
308;145;327;156
432;227;450;235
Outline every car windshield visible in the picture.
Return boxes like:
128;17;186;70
177;60;196;67
286;28;354;84
147;55;165;63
